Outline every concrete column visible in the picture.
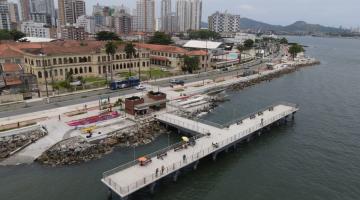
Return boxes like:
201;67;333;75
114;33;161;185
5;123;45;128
149;182;156;194
193;160;200;170
107;189;112;200
247;137;251;143
173;170;180;182
257;130;262;136
212;152;218;161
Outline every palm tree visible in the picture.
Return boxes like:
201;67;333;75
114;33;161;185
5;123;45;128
124;42;136;77
105;41;118;83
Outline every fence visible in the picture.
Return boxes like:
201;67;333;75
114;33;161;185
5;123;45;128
103;106;297;197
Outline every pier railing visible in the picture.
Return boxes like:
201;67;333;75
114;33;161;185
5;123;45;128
103;133;205;179
156;115;211;135
102;107;297;197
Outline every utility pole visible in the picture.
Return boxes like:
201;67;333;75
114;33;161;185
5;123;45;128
40;44;49;98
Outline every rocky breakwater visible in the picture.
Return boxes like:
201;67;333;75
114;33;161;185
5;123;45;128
230;61;319;91
0;129;46;160
37;121;167;166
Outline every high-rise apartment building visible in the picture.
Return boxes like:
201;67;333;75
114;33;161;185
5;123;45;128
114;9;132;34
176;0;202;32
25;0;56;25
58;0;85;25
19;0;31;21
190;0;202;30
160;0;171;32
8;2;20;27
134;0;155;32
208;11;240;33
0;0;11;30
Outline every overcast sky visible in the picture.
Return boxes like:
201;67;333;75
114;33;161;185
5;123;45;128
84;0;358;28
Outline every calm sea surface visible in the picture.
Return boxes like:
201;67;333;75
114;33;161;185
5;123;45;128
1;36;360;200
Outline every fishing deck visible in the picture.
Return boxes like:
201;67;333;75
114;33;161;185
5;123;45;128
102;102;299;199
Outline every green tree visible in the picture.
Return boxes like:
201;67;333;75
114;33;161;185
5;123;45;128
96;31;121;41
280;37;288;44
105;41;118;82
288;43;305;59
182;56;200;74
244;39;255;49
188;30;221;40
149;31;173;45
0;30;26;41
10;30;26;41
124;43;136;75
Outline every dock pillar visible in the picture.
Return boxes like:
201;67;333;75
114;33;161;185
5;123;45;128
257;130;262;136
212;152;218;161
247;137;251;143
193;160;200;170
107;189;112;200
225;147;230;153
292;113;295;121
173;170;180;182
149;182;156;194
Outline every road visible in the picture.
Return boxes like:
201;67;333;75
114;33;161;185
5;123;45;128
0;57;272;118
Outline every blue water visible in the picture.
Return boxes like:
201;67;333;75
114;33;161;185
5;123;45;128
1;36;360;200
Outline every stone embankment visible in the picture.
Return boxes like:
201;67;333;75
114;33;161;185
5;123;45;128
230;61;319;91
37;121;167;166
0;130;46;159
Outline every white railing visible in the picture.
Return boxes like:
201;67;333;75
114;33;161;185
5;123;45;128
156;115;210;135
103;107;298;197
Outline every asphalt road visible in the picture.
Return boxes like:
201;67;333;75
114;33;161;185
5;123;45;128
0;58;268;118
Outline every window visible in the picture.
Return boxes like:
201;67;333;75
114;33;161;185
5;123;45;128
53;58;57;65
79;67;83;74
89;67;92;73
75;68;78;74
38;71;42;78
58;58;62;64
60;69;63;76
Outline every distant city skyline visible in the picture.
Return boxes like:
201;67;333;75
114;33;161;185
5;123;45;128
78;0;358;28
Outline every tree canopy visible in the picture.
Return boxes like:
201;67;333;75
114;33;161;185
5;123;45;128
105;41;118;57
96;31;121;41
280;37;288;44
243;39;255;49
182;56;200;74
188;30;221;40
149;31;173;45
0;30;26;41
288;43;305;58
124;43;136;59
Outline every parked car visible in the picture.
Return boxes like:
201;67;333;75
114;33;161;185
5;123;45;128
135;85;146;90
169;79;185;85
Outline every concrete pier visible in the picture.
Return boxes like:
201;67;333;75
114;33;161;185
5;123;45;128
101;102;299;198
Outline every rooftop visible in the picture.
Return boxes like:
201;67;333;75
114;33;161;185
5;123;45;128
1;63;22;73
135;43;188;54
0;40;127;56
183;40;223;50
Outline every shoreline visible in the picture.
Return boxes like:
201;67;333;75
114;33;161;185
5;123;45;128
34;59;320;167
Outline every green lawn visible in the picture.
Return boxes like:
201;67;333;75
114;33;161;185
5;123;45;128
117;68;173;80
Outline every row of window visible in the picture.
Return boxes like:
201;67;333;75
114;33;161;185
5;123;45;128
37;66;93;79
151;51;181;58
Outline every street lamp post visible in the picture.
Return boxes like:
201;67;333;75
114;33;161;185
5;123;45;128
40;51;49;98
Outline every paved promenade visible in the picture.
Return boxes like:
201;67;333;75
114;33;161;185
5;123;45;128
102;103;299;198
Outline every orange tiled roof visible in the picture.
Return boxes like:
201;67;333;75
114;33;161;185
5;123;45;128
4;77;22;86
135;43;188;54
186;50;209;56
0;40;127;56
2;63;22;73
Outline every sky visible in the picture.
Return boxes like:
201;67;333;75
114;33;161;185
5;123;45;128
85;0;358;28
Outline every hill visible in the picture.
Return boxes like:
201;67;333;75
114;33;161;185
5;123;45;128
240;18;346;34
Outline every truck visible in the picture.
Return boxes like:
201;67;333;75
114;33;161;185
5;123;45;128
110;77;140;90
